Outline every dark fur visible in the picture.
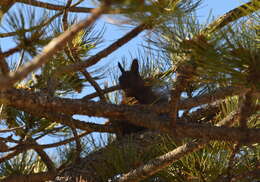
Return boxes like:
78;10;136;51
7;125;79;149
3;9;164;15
118;59;158;104
116;59;159;136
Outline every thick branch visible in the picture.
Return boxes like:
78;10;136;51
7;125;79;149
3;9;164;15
2;171;56;182
230;165;260;182
1;88;260;143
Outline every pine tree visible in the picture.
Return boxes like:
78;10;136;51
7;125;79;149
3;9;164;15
0;0;259;182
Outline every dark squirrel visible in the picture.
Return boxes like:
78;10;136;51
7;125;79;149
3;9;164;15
114;59;162;136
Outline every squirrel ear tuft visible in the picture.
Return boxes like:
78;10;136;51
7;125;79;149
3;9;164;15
131;59;139;73
118;62;125;73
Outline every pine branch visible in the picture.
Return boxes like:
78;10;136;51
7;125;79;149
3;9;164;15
57;23;150;76
0;2;109;90
202;1;260;34
55;98;242;182
0;1;15;17
15;0;167;15
2;88;260;144
54;131;166;182
112;97;248;182
114;140;207;182
16;0;92;13
62;0;107;101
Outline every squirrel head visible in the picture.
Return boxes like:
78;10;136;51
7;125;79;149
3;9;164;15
118;59;146;97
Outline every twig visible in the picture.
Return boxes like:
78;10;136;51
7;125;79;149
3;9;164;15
0;46;21;59
0;125;25;133
10;131;89;151
81;70;107;101
17;0;93;13
33;126;67;141
30;138;57;172
62;0;73;31
0;11;62;38
179;86;245;110
15;0;151;14
202;1;260;34
215;109;240;127
14;50;25;71
0;2;109;90
0;136;19;144
0;150;22;163
82;85;120;100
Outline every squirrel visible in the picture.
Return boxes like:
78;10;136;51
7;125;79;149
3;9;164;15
109;59;165;137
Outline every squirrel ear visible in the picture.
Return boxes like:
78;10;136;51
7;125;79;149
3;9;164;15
131;59;139;73
118;62;125;73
